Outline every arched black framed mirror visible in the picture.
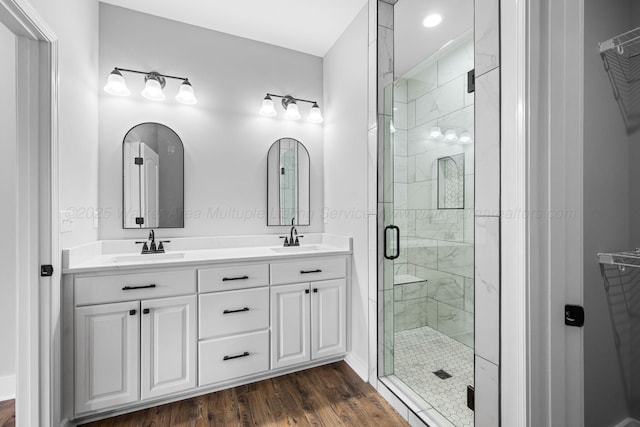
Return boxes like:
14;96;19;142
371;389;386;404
122;122;184;229
267;138;310;226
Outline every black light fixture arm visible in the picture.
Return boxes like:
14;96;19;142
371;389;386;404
266;93;318;106
114;67;190;82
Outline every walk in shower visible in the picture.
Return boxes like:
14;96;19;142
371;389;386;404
378;1;475;426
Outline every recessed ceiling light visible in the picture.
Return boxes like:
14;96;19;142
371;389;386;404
423;14;442;28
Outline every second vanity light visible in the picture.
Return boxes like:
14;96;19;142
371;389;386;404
104;67;198;105
260;93;323;123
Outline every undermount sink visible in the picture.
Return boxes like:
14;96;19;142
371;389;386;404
111;252;186;263
270;245;321;253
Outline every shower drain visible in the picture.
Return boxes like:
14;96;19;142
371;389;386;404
433;369;452;380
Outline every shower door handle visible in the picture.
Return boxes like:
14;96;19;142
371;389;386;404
384;225;400;260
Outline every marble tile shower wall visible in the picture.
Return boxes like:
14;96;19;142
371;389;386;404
392;39;475;347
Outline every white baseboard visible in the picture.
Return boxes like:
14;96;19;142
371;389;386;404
344;352;368;381
0;375;15;402
614;417;640;427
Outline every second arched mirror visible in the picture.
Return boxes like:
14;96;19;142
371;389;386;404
267;138;310;226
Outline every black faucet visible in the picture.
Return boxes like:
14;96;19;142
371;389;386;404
136;230;170;254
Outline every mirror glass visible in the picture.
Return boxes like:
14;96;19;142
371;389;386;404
267;138;310;226
122;122;184;229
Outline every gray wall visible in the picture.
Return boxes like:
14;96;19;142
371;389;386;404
28;0;100;249
0;21;16;388
584;0;633;425
98;4;325;240
323;5;369;370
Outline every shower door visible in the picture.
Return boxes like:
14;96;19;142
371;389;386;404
379;4;475;425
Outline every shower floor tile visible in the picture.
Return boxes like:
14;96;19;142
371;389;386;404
394;326;474;427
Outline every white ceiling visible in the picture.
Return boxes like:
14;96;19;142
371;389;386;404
394;0;473;77
99;0;368;57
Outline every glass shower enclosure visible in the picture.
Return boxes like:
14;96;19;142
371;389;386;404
378;3;475;425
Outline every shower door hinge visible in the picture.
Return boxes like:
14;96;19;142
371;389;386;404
467;385;475;411
134;157;143;165
467;69;475;93
565;305;584;327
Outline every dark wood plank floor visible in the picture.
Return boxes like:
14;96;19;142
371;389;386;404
0;362;409;427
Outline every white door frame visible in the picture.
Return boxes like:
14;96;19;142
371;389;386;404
501;0;584;426
0;1;58;426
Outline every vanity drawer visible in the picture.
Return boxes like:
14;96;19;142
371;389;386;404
270;257;346;285
75;270;196;306
198;264;269;293
199;287;269;339
199;330;269;386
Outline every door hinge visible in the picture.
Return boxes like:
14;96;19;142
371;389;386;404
565;304;585;327
135;217;145;225
134;157;143;165
467;69;475;93
40;264;54;277
467;385;475;411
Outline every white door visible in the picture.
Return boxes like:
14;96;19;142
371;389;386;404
140;142;159;228
74;301;140;414
123;141;142;228
141;295;196;400
271;283;310;369
311;279;347;360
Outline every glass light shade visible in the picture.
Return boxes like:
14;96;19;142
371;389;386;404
307;103;323;123
103;70;130;96
175;80;197;105
284;102;301;120
141;77;165;101
444;129;458;142
423;14;443;28
259;95;277;117
458;131;473;144
429;126;443;139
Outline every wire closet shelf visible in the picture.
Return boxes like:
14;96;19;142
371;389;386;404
597;249;640;405
600;27;640;132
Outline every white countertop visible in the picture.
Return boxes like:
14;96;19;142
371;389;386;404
62;233;352;274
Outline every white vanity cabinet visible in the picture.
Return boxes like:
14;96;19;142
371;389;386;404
270;257;347;369
72;269;197;415
63;242;352;424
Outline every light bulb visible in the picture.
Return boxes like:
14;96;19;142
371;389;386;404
284;101;301;120
259;95;277;117
458;131;473;144
175;79;197;105
103;69;130;96
429;126;443;140
141;75;165;101
307;102;323;123
423;14;443;28
444;129;458;142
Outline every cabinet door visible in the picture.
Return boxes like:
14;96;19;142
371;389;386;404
271;283;310;369
75;301;140;414
311;279;347;360
141;295;197;400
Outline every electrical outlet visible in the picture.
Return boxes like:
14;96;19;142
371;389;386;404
60;210;74;233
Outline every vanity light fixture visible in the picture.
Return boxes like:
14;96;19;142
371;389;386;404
104;67;198;105
444;129;459;142
429;126;443;140
259;93;323;123
458;131;473;144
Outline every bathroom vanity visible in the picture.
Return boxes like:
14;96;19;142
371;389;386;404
61;234;351;423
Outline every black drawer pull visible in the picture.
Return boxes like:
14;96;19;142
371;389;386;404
300;269;322;274
122;284;156;291
143;308;150;314
223;351;250;361
305;289;310;294
129;309;137;316
222;275;249;282
313;288;318;293
223;307;250;315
